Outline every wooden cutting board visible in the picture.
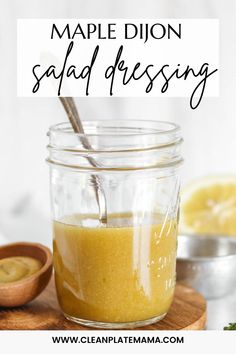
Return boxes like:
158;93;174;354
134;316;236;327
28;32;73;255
0;278;206;330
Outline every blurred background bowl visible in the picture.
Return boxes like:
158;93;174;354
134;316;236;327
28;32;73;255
177;235;236;298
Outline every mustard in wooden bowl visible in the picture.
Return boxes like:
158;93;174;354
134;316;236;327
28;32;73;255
0;256;42;283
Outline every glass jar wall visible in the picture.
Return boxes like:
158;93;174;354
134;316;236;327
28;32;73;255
47;120;183;329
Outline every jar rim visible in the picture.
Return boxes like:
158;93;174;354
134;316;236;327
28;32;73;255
48;119;182;156
47;120;183;171
49;120;180;138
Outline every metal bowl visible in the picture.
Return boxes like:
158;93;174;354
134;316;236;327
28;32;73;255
176;235;236;298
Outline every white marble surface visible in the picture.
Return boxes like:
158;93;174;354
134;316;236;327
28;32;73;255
207;290;236;330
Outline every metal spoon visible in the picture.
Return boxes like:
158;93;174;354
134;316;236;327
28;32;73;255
59;97;107;225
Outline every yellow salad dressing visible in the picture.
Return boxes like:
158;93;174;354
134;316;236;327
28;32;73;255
53;213;177;323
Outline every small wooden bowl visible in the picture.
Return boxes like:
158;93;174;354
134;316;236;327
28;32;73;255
0;242;53;307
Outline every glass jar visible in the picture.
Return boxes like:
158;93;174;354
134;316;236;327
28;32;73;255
47;120;183;329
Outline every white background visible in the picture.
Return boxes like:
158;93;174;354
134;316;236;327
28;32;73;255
0;0;236;330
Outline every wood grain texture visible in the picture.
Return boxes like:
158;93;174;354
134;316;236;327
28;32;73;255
0;279;206;330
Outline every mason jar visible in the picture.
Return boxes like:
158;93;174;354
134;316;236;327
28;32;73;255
47;120;183;329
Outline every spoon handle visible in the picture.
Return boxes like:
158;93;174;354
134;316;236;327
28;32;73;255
59;97;107;225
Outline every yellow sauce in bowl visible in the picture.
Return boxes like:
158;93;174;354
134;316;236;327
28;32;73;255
0;256;42;283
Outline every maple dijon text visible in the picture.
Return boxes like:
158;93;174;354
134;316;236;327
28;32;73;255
50;22;182;43
31;21;218;109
